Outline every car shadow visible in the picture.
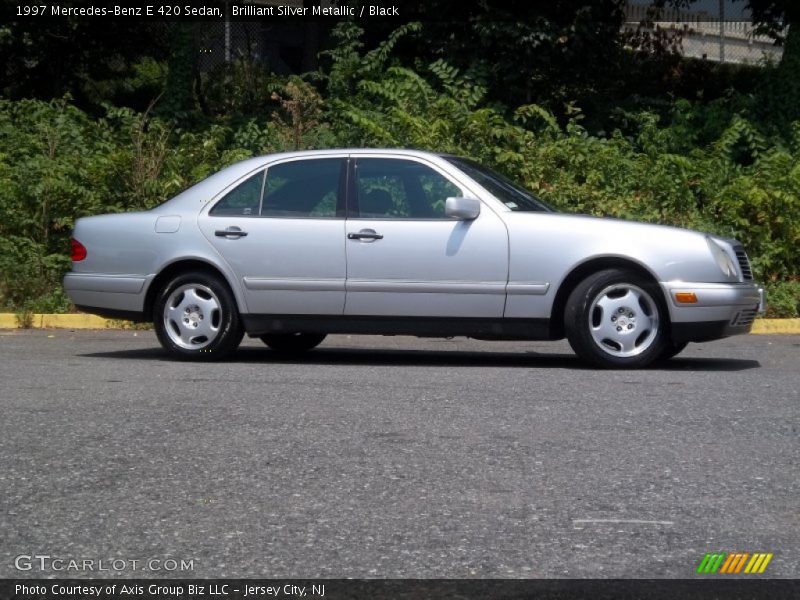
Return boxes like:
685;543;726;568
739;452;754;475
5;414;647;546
81;345;761;372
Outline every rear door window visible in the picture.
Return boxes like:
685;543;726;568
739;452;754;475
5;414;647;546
209;171;264;216
261;158;344;218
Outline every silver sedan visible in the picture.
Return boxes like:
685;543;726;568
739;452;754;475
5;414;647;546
64;149;764;368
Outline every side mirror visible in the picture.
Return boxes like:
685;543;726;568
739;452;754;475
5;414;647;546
445;197;481;220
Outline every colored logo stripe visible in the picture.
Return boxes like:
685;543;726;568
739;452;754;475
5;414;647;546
745;553;774;574
697;553;726;573
720;553;749;573
697;552;773;574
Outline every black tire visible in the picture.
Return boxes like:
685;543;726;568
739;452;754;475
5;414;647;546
260;333;327;354
658;341;688;361
154;271;243;361
564;268;669;369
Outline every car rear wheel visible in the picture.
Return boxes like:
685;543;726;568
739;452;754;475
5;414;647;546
260;333;327;354
565;268;668;368
154;271;243;360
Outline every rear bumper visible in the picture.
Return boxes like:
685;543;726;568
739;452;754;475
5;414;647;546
64;273;151;320
661;281;764;343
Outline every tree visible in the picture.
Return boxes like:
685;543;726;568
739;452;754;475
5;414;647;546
159;24;197;117
747;1;800;128
0;4;169;111
357;1;629;115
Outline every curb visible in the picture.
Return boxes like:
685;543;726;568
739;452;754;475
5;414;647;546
0;313;114;329
1;314;799;334
751;318;800;334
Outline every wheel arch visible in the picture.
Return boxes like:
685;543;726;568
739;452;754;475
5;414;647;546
549;256;668;339
143;258;242;321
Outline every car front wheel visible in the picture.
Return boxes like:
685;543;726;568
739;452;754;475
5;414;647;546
154;271;243;360
564;269;668;368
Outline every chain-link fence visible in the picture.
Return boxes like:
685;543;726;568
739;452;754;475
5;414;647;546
191;3;785;75
194;19;319;74
626;1;784;66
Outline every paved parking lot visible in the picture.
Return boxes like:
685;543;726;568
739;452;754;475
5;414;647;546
1;330;798;578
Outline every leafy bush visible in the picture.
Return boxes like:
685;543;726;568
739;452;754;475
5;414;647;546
0;98;119;311
764;281;800;318
0;97;254;311
0;28;798;318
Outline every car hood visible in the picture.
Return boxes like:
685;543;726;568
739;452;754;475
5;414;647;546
503;210;712;244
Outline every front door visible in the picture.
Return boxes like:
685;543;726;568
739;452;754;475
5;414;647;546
344;156;509;318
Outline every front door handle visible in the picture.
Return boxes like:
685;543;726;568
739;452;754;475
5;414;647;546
347;229;383;241
215;227;248;238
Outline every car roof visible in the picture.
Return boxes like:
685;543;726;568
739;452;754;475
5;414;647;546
250;148;452;161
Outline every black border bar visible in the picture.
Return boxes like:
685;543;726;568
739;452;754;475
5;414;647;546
3;579;800;600
3;1;766;23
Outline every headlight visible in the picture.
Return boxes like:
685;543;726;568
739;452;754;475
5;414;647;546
706;237;738;279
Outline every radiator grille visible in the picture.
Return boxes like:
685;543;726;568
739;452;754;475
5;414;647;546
733;246;753;281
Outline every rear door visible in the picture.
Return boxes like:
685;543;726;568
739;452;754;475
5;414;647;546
199;156;348;315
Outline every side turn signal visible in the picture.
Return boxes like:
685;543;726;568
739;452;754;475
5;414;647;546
674;292;698;304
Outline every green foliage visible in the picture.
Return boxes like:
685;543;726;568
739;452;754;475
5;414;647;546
0;97;252;311
159;24;197;117
764;281;800;318
0;234;70;312
1;18;169;109
0;97;118;311
414;1;627;114
0;23;798;319
198;56;282;118
322;21;422;100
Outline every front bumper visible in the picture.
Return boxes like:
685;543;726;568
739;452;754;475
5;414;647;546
660;281;764;343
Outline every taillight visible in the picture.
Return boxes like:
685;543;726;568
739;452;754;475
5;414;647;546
71;238;87;261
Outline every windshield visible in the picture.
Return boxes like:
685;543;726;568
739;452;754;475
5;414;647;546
445;156;556;213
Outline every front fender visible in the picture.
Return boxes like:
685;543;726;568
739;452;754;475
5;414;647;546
501;212;729;319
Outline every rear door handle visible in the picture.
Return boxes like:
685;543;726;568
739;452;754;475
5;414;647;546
347;229;383;241
215;227;248;238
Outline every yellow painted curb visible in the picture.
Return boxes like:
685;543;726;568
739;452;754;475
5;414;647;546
0;314;798;333
0;313;113;329
750;318;800;334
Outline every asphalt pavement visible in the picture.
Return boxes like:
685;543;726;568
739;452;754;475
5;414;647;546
1;330;798;578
